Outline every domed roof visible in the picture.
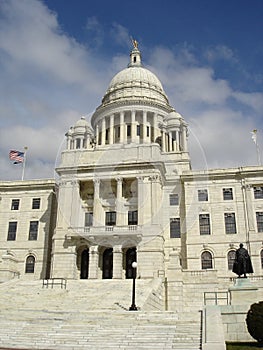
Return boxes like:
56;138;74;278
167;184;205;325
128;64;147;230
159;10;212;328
100;47;170;108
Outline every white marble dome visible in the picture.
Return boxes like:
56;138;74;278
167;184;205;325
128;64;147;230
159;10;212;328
100;48;170;108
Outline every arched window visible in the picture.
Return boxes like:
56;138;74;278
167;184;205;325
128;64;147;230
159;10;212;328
228;250;236;270
261;250;263;269
25;255;35;273
201;251;213;270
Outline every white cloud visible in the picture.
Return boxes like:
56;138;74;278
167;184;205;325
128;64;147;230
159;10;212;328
205;45;237;63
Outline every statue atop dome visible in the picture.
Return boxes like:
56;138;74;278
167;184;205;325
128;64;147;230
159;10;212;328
131;37;138;49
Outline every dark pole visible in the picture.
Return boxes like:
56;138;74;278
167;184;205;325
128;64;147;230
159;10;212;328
129;261;138;311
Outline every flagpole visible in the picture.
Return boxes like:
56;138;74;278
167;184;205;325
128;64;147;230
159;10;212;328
21;146;28;181
251;130;261;166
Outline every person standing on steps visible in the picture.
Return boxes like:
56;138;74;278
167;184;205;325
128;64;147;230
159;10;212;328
232;243;253;278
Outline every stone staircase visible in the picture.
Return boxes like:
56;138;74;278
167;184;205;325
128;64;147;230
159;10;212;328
0;279;201;349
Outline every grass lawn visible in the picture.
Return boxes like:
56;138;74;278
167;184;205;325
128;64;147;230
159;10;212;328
226;342;263;349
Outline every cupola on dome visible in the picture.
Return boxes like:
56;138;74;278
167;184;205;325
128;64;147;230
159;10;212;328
100;44;170;108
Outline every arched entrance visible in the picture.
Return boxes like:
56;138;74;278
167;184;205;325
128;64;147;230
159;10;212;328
126;247;137;279
103;248;113;279
80;249;89;279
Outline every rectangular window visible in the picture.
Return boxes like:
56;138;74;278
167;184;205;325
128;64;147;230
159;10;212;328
76;138;81;149
256;212;263;232
7;222;17;241
28;221;39;240
198;189;208;201
105;211;116;226
169;194;179;206
224;213;237;234
147;126;150;137
170;218;181;238
105;129;109;141
85;212;93;227
199;214;210;235
223;188;233;200
254;186;263;199
127;125;131;137
32;198;41;209
11;199;20;210
128;210;138;225
137;125;140;136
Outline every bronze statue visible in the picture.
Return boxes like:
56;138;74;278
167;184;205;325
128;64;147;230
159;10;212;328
232;243;253;278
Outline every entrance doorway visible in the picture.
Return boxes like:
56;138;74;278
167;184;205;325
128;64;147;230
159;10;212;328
103;248;113;279
126;247;137;279
80;249;89;279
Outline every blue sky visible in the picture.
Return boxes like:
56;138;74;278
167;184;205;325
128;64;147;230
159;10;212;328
0;0;262;180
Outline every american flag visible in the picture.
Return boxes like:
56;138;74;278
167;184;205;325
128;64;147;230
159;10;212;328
9;150;25;163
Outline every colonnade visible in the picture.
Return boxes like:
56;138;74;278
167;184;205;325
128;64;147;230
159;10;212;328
65;110;188;153
79;245;135;279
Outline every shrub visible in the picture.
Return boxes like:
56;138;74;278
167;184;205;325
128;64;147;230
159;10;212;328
246;301;263;344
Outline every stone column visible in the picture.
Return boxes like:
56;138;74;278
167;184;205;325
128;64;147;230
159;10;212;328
244;185;255;233
175;130;180;151
116;177;124;225
113;245;123;279
101;118;106;146
96;124;99;145
109;114;114;144
67;135;72;150
70;180;81;228
143;110;147;143
120;111;124;143
137;176;151;225
153;113;158;143
161;131;166;152
93;179;103;226
89;245;99;279
151;175;160;224
131;110;136;143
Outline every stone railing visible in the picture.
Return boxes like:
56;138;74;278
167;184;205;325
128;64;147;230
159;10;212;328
66;225;142;239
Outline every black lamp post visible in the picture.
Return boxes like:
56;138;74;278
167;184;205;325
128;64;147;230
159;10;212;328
129;261;138;311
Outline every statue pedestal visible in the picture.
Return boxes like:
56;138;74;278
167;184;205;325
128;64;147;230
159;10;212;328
229;278;258;305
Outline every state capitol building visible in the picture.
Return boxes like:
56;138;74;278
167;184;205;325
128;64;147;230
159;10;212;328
0;43;263;309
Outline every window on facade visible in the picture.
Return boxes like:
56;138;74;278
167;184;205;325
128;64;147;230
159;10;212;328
147;126;150;137
76;138;81;149
128;210;138;225
254;186;263;199
170;218;181;238
256;212;263;232
261;250;263;269
28;221;39;240
32;198;41;209
7;222;17;241
25;255;35;273
170;194;179;206
85;212;93;227
105;211;116;226
199;214;211;235
224;213;237;234
201;251;213;269
11;199;20;210
223;188;233;200
137;125;140;136
198;189;208;201
127;125;131;137
105;129;109;142
227;250;236;270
